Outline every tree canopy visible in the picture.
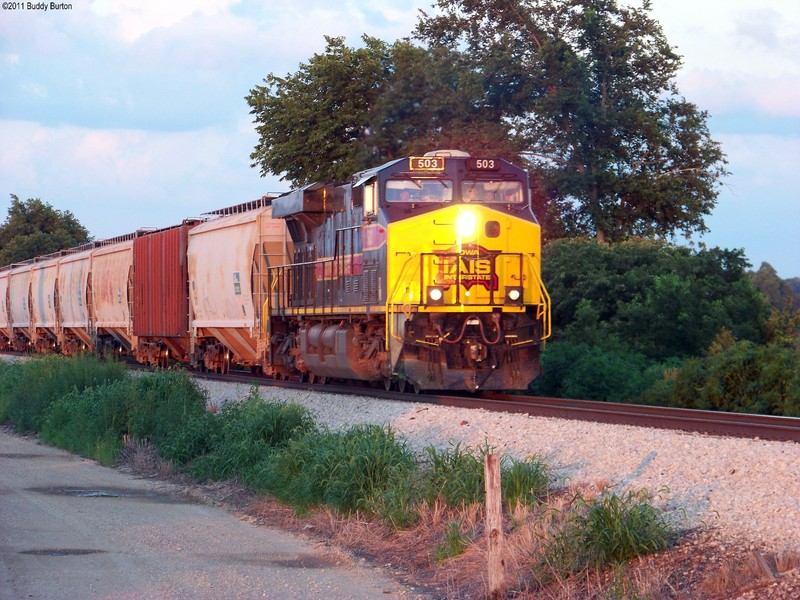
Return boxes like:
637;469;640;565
246;36;519;185
0;195;91;266
247;0;728;242
416;0;728;242
542;239;770;359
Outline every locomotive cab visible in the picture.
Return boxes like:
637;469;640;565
268;150;550;392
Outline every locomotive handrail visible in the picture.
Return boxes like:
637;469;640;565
386;252;421;346
524;253;551;340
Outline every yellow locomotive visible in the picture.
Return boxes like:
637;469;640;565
265;150;550;391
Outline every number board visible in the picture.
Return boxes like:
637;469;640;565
466;158;501;171
409;156;445;171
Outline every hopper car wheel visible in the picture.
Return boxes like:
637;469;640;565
384;378;393;391
397;378;409;393
411;381;421;394
309;374;327;385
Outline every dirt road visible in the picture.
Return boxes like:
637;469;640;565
0;428;417;599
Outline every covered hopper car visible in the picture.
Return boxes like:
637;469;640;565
0;151;550;392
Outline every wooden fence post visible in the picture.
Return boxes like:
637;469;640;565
484;453;505;598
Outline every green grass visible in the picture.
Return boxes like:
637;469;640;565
0;354;126;432
188;388;316;484
420;442;487;507
40;380;130;465
502;456;551;508
434;519;472;562
263;424;417;515
539;488;673;579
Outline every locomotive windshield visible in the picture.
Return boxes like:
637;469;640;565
386;179;453;203
461;180;524;204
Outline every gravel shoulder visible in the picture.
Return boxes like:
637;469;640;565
202;381;800;556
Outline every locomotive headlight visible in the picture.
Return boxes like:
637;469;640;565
506;286;522;305
427;286;444;305
455;210;477;238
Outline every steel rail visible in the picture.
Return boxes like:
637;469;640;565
196;368;800;443
446;393;800;443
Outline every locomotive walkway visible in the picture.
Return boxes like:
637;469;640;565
0;429;418;600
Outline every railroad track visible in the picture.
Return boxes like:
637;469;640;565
5;353;797;443
195;369;800;443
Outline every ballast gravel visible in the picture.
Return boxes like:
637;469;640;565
200;381;800;556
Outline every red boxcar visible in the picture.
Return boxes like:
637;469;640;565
133;220;201;366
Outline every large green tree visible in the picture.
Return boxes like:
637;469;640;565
247;36;387;185
416;0;728;242
0;195;91;265
542;239;770;359
246;36;520;186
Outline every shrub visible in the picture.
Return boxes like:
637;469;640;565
641;337;800;415
531;341;675;402
543;239;770;359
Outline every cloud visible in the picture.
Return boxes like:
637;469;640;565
678;69;800;119
89;0;239;43
652;0;800;122
0;119;283;239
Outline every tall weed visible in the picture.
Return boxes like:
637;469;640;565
265;424;417;515
0;355;126;432
502;456;551;508
189;390;315;483
40;379;130;465
538;489;673;579
127;368;209;446
420;442;487;507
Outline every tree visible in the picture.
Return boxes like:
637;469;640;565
247;36;388;186
542;239;770;359
750;262;795;309
246;36;522;186
0;195;91;265
416;0;728;242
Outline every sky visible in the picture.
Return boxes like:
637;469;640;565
0;0;798;277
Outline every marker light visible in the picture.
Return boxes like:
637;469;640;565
506;286;523;305
455;210;477;238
